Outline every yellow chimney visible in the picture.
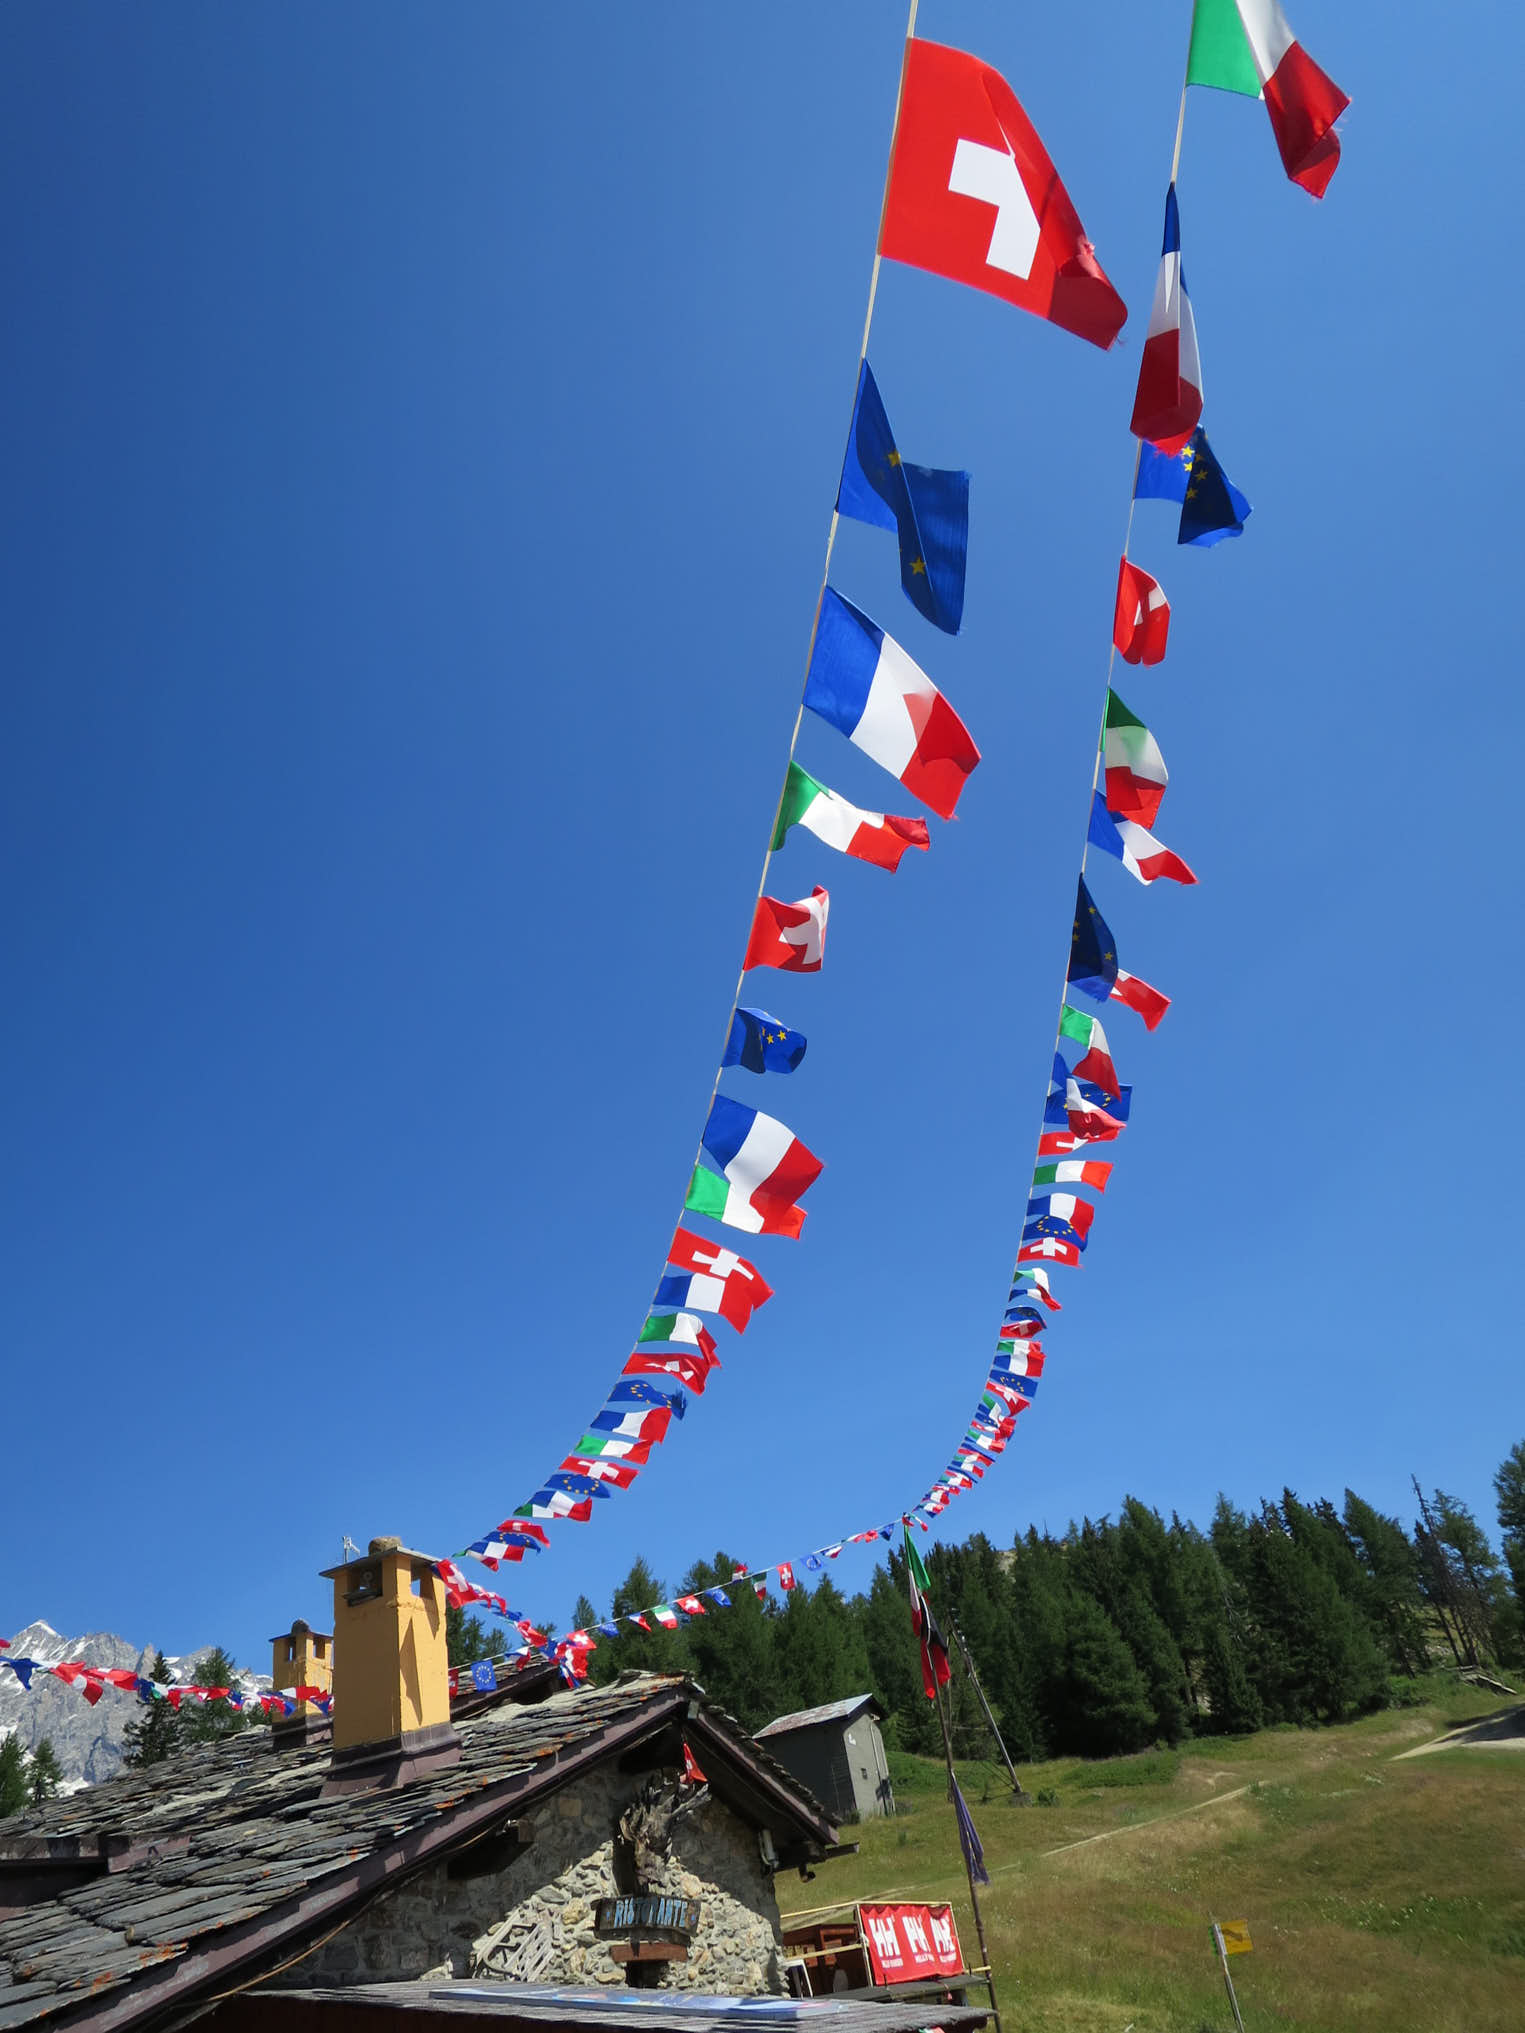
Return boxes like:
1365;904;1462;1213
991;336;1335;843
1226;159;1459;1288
268;1620;332;1718
319;1537;460;1794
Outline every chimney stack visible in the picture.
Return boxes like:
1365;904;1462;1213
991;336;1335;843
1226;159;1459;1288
318;1538;460;1796
268;1619;333;1751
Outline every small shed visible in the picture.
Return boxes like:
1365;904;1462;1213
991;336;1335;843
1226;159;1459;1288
754;1697;892;1823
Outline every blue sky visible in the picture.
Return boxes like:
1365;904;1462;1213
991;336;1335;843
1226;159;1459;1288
3;2;1520;1666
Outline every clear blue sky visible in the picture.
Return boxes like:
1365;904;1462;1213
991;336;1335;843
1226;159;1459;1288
4;3;1519;1665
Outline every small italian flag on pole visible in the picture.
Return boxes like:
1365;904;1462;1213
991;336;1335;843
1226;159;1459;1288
904;1529;952;1701
1187;0;1349;199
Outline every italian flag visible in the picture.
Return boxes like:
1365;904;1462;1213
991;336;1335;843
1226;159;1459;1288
1103;691;1169;828
1188;0;1349;199
774;761;930;873
1033;1158;1112;1191
652;1605;681;1631
904;1530;952;1701
1011;1266;1062;1310
1059;1005;1121;1098
638;1311;717;1359
574;1433;655;1464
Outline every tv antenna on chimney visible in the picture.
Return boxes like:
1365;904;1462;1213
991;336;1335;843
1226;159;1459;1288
341;1534;361;1566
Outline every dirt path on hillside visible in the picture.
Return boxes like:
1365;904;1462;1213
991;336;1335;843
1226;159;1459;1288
1039;1783;1252;1856
1391;1705;1525;1758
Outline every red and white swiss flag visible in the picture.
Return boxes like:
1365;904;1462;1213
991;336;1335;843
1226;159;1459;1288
879;40;1127;350
1113;560;1171;666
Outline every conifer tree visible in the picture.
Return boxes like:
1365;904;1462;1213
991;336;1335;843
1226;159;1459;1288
1200;1620;1263;1734
123;1652;181;1767
180;1649;251;1745
1494;1440;1525;1624
679;1553;781;1729
1342;1490;1429;1675
0;1737;28;1818
27;1738;62;1805
446;1605;492;1667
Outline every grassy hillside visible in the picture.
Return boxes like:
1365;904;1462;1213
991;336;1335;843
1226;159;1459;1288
781;1679;1525;2033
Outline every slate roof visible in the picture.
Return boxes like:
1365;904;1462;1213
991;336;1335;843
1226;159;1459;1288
754;1695;880;1738
0;1675;835;2033
229;1981;992;2029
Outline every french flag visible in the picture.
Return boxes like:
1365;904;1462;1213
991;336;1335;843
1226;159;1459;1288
805;589;980;820
1130;185;1203;457
690;1096;823;1239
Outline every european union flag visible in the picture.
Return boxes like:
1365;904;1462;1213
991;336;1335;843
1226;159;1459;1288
1044;1057;1133;1126
1136;428;1251;547
542;1471;611;1500
837;359;970;634
606;1377;687;1418
1023;1216;1088;1250
1178;428;1251;547
471;1659;496;1692
1134;438;1191;505
1003;1305;1047;1331
724;1005;807;1076
1068;876;1118;1000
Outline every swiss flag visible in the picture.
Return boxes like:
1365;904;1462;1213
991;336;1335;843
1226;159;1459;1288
880;40;1126;350
1113;560;1170;666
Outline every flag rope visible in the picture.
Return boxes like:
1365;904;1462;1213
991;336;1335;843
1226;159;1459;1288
902;48;1202;1523
451;0;925;1566
675;0;921;1213
1037;67;1196;1141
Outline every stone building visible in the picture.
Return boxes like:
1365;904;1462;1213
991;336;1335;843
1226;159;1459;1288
0;1540;841;2029
756;1696;894;1822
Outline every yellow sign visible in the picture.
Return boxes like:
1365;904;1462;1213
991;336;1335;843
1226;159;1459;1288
1217;1920;1252;1956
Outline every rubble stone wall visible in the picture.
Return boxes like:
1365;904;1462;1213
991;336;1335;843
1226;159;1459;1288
287;1763;785;1995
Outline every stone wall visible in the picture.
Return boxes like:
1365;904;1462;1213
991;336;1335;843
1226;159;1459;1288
285;1763;785;1995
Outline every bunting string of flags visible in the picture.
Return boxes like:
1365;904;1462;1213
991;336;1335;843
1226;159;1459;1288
0;1649;330;1719
440;1;1347;1656
0;9;1348;1714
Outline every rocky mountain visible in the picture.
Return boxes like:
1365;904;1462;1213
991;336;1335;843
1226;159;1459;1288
1;1622;267;1790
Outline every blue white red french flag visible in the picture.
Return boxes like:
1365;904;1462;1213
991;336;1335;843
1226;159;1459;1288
685;1097;822;1238
1130;184;1203;456
805;590;980;819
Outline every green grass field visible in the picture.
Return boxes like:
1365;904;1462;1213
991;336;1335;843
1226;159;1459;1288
780;1681;1525;2032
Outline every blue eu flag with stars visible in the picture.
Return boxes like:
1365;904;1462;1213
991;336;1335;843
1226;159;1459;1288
724;1006;807;1076
837;359;969;634
1136;427;1251;548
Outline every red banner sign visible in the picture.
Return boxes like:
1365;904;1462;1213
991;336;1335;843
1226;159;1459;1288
859;1903;964;1985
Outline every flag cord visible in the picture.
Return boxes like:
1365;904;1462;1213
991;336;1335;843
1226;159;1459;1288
1015;54;1190;1299
659;0;920;1277
462;0;920;1567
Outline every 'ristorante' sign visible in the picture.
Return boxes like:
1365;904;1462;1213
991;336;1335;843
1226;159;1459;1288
595;1895;702;1938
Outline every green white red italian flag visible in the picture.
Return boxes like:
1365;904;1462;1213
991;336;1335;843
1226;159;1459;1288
1103;691;1168;829
773;761;930;873
1188;0;1349;199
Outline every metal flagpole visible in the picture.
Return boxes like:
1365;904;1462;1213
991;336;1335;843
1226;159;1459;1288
949;1615;1027;1800
1211;1921;1248;2033
931;1668;1003;2033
